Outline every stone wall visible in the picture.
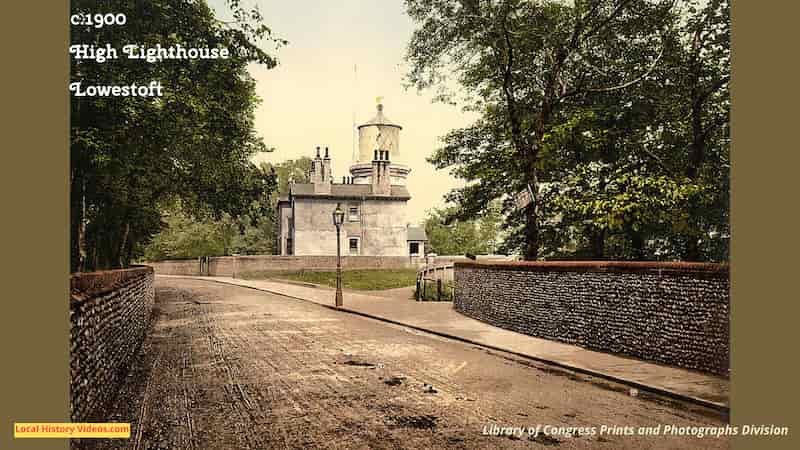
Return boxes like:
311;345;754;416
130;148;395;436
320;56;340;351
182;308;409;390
454;261;729;376
70;266;155;421
145;258;200;276
147;255;418;277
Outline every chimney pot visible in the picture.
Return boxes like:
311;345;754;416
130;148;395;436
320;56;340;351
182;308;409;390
325;147;330;158
316;146;321;158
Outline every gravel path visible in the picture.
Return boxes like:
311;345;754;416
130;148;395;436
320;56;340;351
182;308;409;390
74;277;729;450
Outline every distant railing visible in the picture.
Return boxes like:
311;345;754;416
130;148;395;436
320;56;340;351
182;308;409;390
414;254;513;301
416;263;454;301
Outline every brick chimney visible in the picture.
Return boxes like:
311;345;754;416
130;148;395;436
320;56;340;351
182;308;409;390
322;147;332;183
371;149;391;196
312;146;331;194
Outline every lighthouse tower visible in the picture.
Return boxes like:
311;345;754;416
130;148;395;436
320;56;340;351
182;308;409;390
349;101;411;185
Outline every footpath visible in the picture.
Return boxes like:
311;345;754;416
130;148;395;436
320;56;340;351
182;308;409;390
158;275;729;412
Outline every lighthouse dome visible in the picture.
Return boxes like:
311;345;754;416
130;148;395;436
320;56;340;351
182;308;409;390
357;103;402;164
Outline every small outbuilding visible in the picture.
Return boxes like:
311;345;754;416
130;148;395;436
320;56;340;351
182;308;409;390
406;225;428;258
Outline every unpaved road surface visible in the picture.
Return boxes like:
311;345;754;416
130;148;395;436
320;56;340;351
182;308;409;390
75;277;729;450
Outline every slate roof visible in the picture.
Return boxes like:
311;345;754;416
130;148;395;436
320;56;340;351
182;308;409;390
407;226;428;241
289;183;411;200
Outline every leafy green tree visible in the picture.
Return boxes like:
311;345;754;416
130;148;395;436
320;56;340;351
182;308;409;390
141;157;312;260
71;0;284;270
406;0;728;261
672;0;730;260
424;203;503;256
262;157;313;196
535;0;728;261
407;0;677;259
231;157;312;254
142;203;227;261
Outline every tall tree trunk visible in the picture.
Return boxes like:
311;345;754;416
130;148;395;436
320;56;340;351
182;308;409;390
590;228;606;259
70;170;82;273
524;204;539;260
523;152;541;260
684;29;705;262
117;222;130;268
523;101;551;261
631;230;646;261
499;17;542;260
77;179;88;272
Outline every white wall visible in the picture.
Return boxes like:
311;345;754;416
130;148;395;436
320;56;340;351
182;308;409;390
291;197;409;256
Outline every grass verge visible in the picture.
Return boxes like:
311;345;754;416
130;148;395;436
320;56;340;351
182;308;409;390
240;268;419;291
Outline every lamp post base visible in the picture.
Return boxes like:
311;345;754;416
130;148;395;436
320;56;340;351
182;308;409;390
333;208;344;308
335;290;343;308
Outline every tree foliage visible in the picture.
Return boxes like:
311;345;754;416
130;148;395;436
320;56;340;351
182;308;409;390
265;157;313;196
142;157;312;261
406;0;729;261
71;0;285;270
424;202;503;256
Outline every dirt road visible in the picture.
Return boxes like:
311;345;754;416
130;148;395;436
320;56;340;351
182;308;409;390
75;278;729;450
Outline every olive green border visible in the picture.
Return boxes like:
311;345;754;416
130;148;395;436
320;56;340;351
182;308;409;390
1;1;798;449
0;1;69;449
730;1;799;448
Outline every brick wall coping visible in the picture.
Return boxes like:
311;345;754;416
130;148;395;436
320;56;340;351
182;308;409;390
150;255;413;261
146;256;198;261
71;266;154;300
454;260;728;277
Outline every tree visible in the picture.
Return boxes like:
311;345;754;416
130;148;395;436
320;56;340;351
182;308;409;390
141;157;312;260
541;0;729;261
406;0;728;261
424;203;503;256
262;157;313;196
141;202;230;261
71;0;285;270
408;0;682;259
675;0;730;260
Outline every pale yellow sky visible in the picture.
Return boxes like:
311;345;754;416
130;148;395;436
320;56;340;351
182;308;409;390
211;0;476;224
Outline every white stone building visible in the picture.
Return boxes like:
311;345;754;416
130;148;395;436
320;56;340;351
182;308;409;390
277;103;427;257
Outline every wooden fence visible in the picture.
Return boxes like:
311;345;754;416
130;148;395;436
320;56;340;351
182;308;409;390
415;263;454;301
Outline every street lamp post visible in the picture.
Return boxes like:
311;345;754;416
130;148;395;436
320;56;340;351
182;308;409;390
332;203;345;307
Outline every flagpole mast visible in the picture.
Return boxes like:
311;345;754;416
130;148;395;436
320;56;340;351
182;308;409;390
352;63;357;163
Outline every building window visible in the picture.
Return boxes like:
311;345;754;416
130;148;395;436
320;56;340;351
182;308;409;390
286;238;293;256
348;205;359;222
409;242;420;256
349;238;359;255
